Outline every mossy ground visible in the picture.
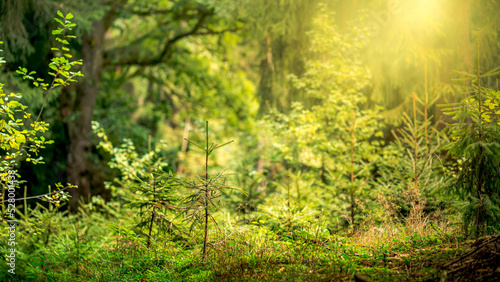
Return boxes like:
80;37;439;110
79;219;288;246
1;225;473;282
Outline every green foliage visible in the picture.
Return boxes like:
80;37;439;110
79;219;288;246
126;167;180;248
21;192;69;246
262;5;384;228
0;10;82;216
0;10;81;166
1;213;468;281
375;93;447;226
224;133;266;223
288;3;372;97
259;194;320;234
17;11;83;89
239;0;320;112
5;3;500;281
440;63;500;235
0;12;83;280
0;68;51;172
93;122;182;248
92;121;169;197
176;121;240;260
94;120;245;259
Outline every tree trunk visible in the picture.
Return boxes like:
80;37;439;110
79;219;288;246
257;36;274;115
67;9;117;211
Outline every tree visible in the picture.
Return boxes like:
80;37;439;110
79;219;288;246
93;122;179;248
0;0;250;209
441;61;500;236
238;0;320;114
263;4;384;228
375;92;447;228
176;121;236;261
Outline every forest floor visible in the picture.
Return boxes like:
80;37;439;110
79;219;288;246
7;224;500;281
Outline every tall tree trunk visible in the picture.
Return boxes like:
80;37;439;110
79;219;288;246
67;9;117;211
257;36;274;115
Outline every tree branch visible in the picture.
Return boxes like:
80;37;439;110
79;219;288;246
185;27;240;37
125;8;172;16
123;7;197;18
104;9;214;67
2;186;71;202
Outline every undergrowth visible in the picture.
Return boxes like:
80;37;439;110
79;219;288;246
0;203;471;282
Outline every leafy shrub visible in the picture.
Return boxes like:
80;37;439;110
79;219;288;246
1;10;81;237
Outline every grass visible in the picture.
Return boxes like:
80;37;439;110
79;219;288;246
1;216;472;282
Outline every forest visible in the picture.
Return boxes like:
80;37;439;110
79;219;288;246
0;0;500;281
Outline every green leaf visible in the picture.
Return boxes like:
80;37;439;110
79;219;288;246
54;18;64;25
57;10;63;18
15;134;26;145
66;13;73;19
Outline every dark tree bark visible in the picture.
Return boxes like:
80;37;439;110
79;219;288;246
66;7;119;211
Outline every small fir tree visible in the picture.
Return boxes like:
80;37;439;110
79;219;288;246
440;58;500;236
176;121;240;261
